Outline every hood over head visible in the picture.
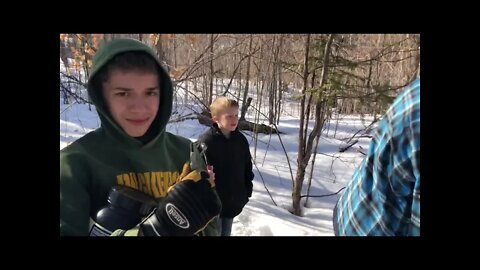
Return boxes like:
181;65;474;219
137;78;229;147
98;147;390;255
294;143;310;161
87;38;173;146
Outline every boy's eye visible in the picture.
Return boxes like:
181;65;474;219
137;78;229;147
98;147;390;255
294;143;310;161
115;92;129;97
147;91;159;96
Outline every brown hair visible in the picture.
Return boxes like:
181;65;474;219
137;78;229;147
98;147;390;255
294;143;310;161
96;51;159;84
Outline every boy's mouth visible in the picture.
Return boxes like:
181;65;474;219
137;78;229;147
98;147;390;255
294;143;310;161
127;118;149;126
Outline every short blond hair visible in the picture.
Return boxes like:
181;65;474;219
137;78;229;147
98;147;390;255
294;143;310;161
209;96;239;117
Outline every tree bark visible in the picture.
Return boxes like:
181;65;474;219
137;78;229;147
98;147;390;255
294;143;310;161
293;34;334;216
268;35;277;124
209;34;214;105
241;34;254;120
292;34;311;216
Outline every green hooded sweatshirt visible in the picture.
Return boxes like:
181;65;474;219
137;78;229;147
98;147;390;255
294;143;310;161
60;38;217;236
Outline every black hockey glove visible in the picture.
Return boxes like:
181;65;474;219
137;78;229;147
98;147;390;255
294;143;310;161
138;163;221;236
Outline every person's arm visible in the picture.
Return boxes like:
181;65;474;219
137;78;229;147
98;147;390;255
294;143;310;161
60;151;91;236
244;137;254;198
335;79;420;236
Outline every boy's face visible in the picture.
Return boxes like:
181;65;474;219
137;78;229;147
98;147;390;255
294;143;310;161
213;106;239;132
102;69;160;137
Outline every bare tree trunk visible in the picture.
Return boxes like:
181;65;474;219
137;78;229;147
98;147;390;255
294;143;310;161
202;57;208;105
81;34;92;82
303;69;316;146
292;34;311;216
241;34;253;121
276;35;284;125
253;40;267;161
333;91;343;139
237;62;242;102
413;35;420;79
325;113;331;137
304;117;323;207
184;43;191;104
240;97;252;119
293;34;334;216
366;56;376;120
155;34;165;63
253;71;266;161
233;37;238;90
173;35;177;69
209;34;214;106
251;44;262;161
60;38;70;72
268;35;277;124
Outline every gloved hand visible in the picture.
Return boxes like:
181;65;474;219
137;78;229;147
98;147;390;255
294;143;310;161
138;163;222;236
90;185;157;236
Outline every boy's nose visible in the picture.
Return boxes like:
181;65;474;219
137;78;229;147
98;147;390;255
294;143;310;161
129;97;148;112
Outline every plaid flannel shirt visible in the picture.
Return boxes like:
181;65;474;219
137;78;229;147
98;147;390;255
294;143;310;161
335;79;420;236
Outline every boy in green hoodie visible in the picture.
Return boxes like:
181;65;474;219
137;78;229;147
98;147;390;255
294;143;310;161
60;38;221;236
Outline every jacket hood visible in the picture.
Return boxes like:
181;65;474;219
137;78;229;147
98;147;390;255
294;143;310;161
87;38;173;147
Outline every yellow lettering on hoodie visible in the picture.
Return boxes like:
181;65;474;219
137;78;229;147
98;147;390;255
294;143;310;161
136;173;146;194
151;172;161;197
157;173;165;196
122;174;131;187
116;170;183;199
163;172;171;195
117;175;124;186
143;172;153;197
129;173;138;189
